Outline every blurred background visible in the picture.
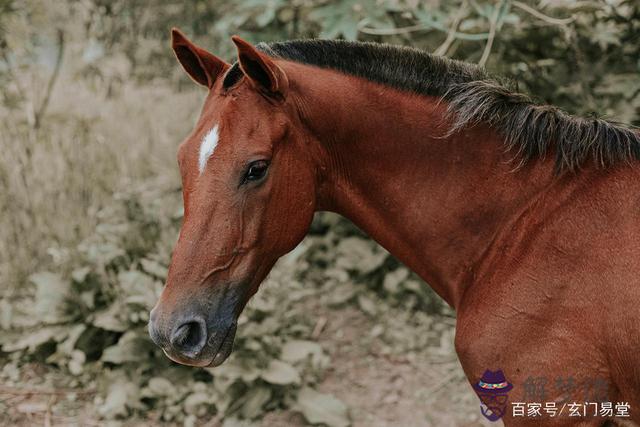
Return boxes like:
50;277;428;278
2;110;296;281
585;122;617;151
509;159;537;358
0;1;638;426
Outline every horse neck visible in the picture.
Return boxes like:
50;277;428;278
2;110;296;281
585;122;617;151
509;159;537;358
291;65;558;308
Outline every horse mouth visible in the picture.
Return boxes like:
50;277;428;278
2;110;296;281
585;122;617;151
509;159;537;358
162;322;237;368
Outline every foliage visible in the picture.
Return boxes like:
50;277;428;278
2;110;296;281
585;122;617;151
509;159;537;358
0;183;333;424
2;1;638;123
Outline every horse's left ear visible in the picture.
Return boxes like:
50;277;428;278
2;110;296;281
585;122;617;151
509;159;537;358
231;36;288;98
172;28;229;89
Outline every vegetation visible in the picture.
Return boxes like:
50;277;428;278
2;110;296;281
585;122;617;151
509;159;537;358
0;0;638;425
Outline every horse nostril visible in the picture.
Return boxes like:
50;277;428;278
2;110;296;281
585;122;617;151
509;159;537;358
170;318;207;357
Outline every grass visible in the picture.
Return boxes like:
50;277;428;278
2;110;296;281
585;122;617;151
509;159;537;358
0;76;202;294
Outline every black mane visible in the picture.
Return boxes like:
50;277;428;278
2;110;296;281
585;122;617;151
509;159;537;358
225;39;640;171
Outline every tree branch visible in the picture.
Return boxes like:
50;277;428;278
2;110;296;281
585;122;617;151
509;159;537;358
434;1;469;56
358;17;489;41
478;0;503;67
34;29;64;129
512;1;575;25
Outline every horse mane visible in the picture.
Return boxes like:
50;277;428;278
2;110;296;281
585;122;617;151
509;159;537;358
224;39;640;171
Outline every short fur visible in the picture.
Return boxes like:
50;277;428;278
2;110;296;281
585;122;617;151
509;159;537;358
223;39;639;172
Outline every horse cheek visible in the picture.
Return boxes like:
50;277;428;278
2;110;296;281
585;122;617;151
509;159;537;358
270;169;315;255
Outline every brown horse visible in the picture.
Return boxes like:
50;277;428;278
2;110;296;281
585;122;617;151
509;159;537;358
149;28;640;426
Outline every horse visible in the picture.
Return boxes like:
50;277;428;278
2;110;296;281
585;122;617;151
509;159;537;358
148;28;640;426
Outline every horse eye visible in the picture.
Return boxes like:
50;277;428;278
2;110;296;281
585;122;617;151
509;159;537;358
243;160;269;183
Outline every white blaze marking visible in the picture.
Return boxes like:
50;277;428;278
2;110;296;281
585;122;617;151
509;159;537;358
198;125;219;174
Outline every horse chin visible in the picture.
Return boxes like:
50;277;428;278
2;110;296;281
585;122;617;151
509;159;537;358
207;323;237;367
162;349;212;367
208;346;233;367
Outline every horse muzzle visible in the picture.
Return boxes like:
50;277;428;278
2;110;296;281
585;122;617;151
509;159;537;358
148;281;245;367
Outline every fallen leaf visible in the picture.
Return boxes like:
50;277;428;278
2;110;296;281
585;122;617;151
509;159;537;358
239;385;271;419
260;360;301;385
30;271;72;324
281;340;323;364
294;387;350;427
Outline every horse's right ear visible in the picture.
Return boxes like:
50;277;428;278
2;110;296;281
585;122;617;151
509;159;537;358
171;28;229;89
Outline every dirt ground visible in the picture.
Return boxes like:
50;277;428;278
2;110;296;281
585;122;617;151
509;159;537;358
1;300;497;427
261;301;498;427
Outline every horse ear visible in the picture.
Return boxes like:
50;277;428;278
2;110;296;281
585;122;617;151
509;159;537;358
171;28;229;88
231;35;288;98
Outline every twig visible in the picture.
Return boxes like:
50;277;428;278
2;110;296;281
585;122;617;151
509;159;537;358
0;44;35;126
44;394;55;427
33;29;64;129
358;18;489;41
358;23;431;36
0;394;27;405
311;317;327;339
423;369;465;403
0;386;95;396
478;0;503;67
512;0;575;25
433;1;469;56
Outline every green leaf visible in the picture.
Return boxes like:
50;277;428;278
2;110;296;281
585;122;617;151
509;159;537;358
281;340;323;364
92;301;129;332
383;268;409;294
71;266;91;283
0;326;67;352
98;378;140;419
118;270;157;309
46;324;86;365
260;360;300;385
294;387;350;427
239;385;271;419
145;376;174;397
335;237;387;274
255;5;276;28
0;298;12;329
183;391;213;416
68;349;86;375
327;284;358;307
591;21;621;49
30;271;72;324
139;258;168;279
403;279;423;294
357;294;377;316
309;1;361;41
211;359;262;384
82;241;126;266
249;295;276;314
101;331;153;364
